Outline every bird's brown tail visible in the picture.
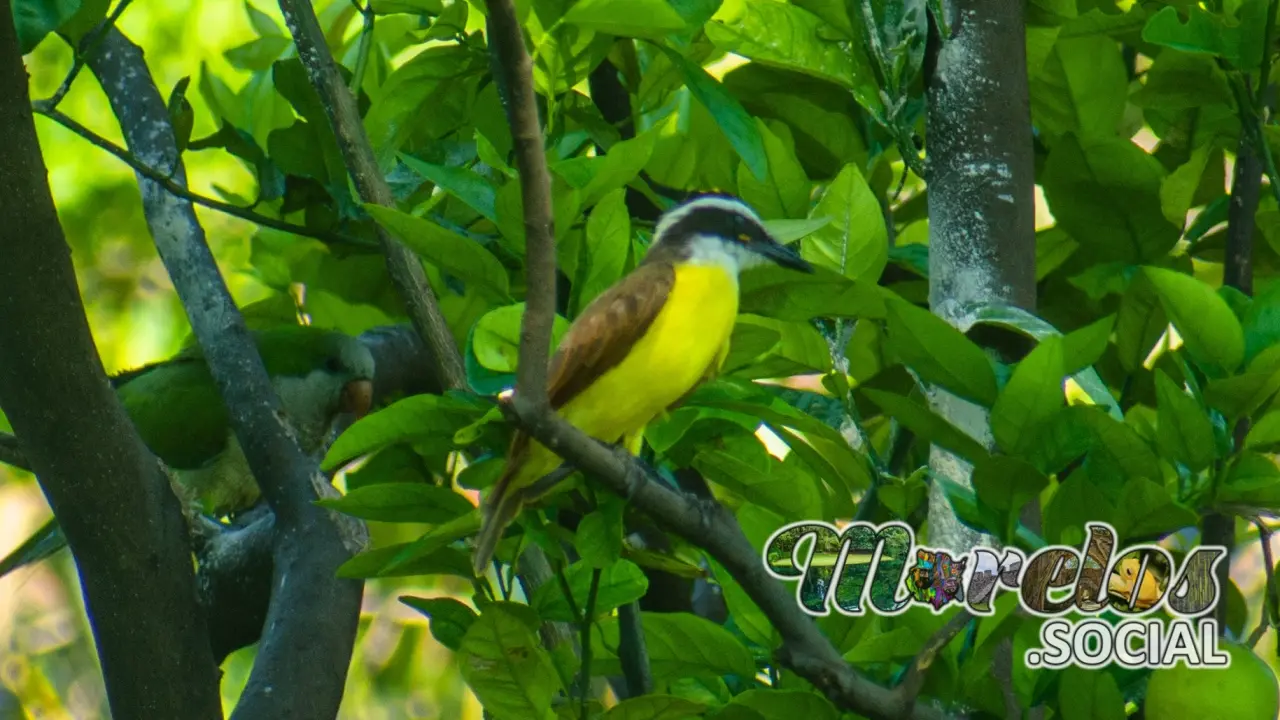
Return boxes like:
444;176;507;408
472;471;524;577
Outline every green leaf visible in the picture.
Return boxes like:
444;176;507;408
532;560;649;622
1044;474;1116;545
472;303;571;373
844;625;923;664
974;456;1049;514
601;695;707;720
1117;477;1198;539
400;155;498;224
739;265;887;322
1058;665;1126;720
362;45;485;171
719;689;839;720
800;163;887;284
1142;6;1239;62
316;482;475;523
705;0;879;114
224;36;291;71
861;389;991;463
991;336;1066;455
244;0;283;35
657;46;768;182
1203;346;1280;418
1242;280;1280;364
459;605;562;720
365;204;511;301
11;0;80;54
371;0;444;13
1245;409;1280;451
883;298;999;406
1153;369;1216;472
738;120;810;220
1220;452;1280;509
577;188;631;311
1160;143;1216;227
1042;135;1179;264
575;501;626;568
1144;266;1245;373
761;217;832;244
691;388;874;492
692;448;821;520
1029;36;1128;140
562;0;687;38
554;127;658;209
337;543;474;578
1132;51;1234;112
400;596;477;651
1062;314;1116;374
322;394;488;469
592;612;756;680
1114;272;1167;372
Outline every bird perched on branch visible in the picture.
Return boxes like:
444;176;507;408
0;325;375;578
472;194;814;575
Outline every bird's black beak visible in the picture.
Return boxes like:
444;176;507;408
754;234;814;273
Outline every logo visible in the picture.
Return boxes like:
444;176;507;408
762;521;1229;669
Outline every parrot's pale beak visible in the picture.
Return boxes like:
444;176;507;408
340;379;374;419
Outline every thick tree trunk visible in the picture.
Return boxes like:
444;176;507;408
0;5;221;717
925;0;1037;552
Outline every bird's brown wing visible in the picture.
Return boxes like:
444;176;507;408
502;261;675;465
547;261;676;409
474;262;676;574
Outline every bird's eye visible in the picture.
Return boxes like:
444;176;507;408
325;357;344;373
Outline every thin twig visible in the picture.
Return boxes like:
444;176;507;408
348;1;375;95
30;106;371;248
893;611;973;716
1249;518;1278;649
579;568;601;719
87;29;366;720
617;601;651;698
1257;0;1278;109
36;0;136;110
502;398;960;720
278;0;468;392
484;0;557;407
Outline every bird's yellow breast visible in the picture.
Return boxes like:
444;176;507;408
561;263;739;436
518;263;739;484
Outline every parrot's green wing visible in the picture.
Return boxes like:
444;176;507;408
112;356;233;470
0;325;374;580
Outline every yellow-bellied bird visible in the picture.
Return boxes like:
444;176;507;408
472;194;814;575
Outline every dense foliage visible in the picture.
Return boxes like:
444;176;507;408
6;0;1280;718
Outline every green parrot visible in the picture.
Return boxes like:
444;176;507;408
0;324;376;578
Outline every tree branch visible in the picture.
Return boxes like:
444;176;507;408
277;0;468;392
27;105;372;249
893;611;973;715
1209;83;1263;628
484;0;557;407
0;6;221;717
617;601;652;697
86;27;366;720
503;398;960;720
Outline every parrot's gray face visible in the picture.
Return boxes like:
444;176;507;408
277;338;376;455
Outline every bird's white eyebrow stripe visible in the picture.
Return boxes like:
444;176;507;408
653;196;763;240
